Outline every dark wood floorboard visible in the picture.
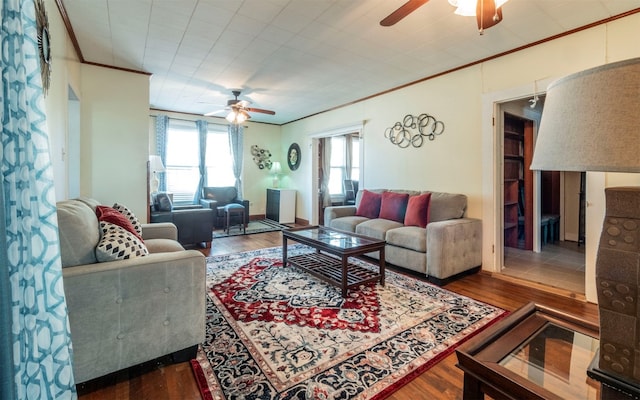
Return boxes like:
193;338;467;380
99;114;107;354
78;229;599;400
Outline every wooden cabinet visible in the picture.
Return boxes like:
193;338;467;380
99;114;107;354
266;188;296;223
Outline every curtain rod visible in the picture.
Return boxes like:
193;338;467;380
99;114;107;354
149;113;249;129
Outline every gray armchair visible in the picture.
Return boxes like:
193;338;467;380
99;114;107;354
200;186;250;229
57;198;205;384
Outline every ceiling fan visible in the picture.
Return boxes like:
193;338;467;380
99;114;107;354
380;0;508;34
204;90;275;123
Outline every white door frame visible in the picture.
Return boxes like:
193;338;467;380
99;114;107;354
481;80;554;272
308;122;365;226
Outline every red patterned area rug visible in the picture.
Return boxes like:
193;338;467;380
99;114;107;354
191;245;506;400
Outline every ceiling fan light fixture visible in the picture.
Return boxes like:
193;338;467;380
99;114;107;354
225;109;238;123
448;0;475;16
226;108;250;124
448;0;508;17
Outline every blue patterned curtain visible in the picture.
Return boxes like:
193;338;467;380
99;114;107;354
0;1;77;399
155;115;168;191
228;124;244;199
193;120;207;203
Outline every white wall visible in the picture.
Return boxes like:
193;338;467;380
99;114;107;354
80;65;150;219
44;0;81;201
282;13;640;303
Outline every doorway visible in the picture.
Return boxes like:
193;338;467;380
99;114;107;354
314;130;362;225
499;98;586;295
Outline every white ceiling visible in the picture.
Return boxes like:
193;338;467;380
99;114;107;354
60;0;640;124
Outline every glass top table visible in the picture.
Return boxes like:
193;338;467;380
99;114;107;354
286;226;382;250
456;302;600;400
499;323;599;399
282;226;386;297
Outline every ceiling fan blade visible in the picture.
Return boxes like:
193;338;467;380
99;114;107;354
204;109;226;116
247;107;276;115
380;0;429;27
476;0;503;32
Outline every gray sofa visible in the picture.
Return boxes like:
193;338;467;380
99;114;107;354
324;189;482;285
56;198;206;384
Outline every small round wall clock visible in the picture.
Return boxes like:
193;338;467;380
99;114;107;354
287;143;301;171
35;0;51;94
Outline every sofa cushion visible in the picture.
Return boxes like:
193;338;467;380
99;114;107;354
96;205;144;242
95;221;149;262
356;190;382;219
355;218;403;240
57;200;100;267
404;193;432;228
379;192;409;223
113;203;143;237
329;215;369;233
386;226;427;252
426;192;467;222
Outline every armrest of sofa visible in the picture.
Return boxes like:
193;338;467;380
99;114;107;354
323;205;357;226
200;199;218;209
426;218;482;280
61;250;206;383
142;222;178;241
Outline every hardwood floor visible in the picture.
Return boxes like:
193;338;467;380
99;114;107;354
78;230;599;400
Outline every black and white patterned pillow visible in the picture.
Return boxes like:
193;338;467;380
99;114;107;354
113;203;143;238
95;221;148;262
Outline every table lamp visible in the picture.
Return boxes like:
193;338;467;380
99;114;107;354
149;155;165;193
530;57;640;385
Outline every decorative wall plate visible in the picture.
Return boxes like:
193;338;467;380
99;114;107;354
35;0;51;94
287;143;301;171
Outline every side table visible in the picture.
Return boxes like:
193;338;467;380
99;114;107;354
456;302;600;399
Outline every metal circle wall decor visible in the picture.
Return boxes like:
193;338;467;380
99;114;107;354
35;0;51;95
287;143;301;171
251;145;272;169
384;113;445;148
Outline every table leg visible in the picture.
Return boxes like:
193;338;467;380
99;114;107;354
282;236;288;267
379;246;385;287
463;373;484;400
342;255;348;298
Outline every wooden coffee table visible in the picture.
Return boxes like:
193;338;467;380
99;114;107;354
282;226;385;297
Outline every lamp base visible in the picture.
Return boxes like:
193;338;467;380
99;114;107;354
596;187;640;384
588;349;640;399
150;173;160;194
272;177;279;188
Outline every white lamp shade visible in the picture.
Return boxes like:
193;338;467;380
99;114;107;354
149;155;165;172
530;57;640;173
271;161;282;174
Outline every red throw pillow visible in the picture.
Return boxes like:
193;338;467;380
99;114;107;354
96;205;144;242
379;192;410;223
404;193;432;228
356;190;382;219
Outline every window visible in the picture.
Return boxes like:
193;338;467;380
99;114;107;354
206;128;235;187
164;119;235;204
327;134;360;196
328;136;345;195
165;119;199;203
